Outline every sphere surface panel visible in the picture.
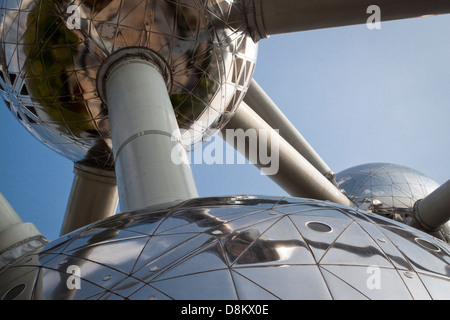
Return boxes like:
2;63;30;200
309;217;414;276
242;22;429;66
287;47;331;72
0;0;258;168
337;163;440;214
1;196;449;300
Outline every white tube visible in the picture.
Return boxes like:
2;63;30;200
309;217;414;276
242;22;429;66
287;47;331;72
0;192;46;267
104;54;198;212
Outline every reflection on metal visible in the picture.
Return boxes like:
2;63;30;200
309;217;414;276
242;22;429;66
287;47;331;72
222;102;352;207
336;163;450;242
240;0;450;41
0;192;48;268
244;79;338;186
0;0;258;168
60;163;118;237
1;196;449;300
0;0;449;301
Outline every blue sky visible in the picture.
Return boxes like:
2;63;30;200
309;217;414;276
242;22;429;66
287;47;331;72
1;15;449;241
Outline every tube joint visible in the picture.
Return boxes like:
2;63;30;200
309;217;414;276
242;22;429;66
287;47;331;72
97;47;172;105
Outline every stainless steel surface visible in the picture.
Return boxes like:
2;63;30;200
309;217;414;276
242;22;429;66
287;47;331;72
222;102;353;207
60;163;118;236
244;79;338;186
0;0;258;168
1;195;449;300
413;179;450;231
241;0;450;41
102;50;198;212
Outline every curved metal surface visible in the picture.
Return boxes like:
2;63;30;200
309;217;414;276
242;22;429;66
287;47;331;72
0;0;258;168
242;0;450;41
222;102;353;207
1;195;449;300
336;163;449;242
337;163;440;216
244;79;338;186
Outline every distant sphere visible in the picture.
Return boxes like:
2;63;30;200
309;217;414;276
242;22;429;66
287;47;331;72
0;0;257;168
1;196;449;300
336;163;439;219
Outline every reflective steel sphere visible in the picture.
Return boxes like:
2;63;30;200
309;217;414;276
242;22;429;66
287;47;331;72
337;163;440;220
1;196;449;300
0;0;257;168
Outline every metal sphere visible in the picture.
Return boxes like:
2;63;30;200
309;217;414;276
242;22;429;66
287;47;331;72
1;196;449;300
0;0;257;168
336;163;440;218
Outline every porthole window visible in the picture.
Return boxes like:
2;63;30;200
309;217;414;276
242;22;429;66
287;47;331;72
306;221;332;233
415;238;441;252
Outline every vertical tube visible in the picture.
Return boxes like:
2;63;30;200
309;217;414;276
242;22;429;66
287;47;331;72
60;163;119;236
102;50;198;212
245;0;450;40
0;192;46;267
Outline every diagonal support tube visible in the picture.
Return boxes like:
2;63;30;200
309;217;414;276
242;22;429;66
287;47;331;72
244;79;338;186
412;179;450;232
222;102;353;207
60;163;119;236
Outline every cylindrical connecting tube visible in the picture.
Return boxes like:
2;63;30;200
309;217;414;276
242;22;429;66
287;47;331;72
413;179;450;232
244;80;338;186
242;0;450;41
60;163;119;236
99;49;199;212
223;102;353;207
